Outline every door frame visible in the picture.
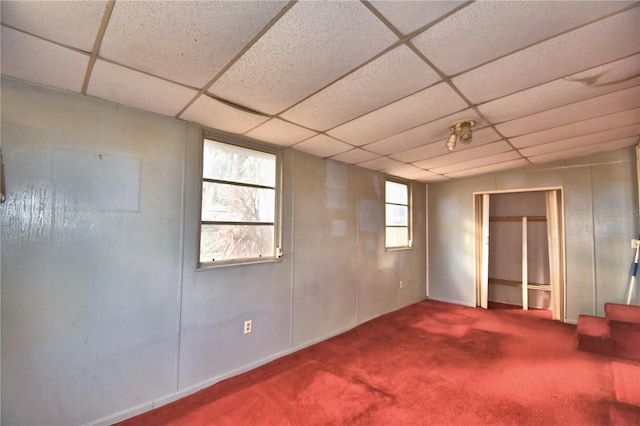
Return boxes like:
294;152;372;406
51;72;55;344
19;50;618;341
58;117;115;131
473;186;566;322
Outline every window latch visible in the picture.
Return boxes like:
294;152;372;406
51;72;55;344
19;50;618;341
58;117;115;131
276;247;283;259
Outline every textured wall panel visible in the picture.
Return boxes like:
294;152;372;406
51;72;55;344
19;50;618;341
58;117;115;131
291;155;357;346
428;147;639;322
1;78;185;425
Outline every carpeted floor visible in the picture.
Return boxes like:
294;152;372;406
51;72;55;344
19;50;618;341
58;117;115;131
119;300;640;425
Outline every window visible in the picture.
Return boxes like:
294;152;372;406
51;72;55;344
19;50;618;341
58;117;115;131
385;179;411;249
199;136;281;266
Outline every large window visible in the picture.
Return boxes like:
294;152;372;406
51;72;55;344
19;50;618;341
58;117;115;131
385;179;411;249
199;137;281;266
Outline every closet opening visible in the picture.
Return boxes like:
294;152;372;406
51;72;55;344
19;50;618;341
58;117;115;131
474;188;565;322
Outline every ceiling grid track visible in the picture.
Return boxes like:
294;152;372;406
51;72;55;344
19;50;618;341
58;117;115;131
362;0;526;167
174;1;298;120
81;0;116;94
1;0;637;181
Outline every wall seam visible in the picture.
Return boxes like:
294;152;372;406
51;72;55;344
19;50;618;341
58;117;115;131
289;151;295;349
355;166;360;324
589;166;598;315
425;184;429;298
174;124;189;392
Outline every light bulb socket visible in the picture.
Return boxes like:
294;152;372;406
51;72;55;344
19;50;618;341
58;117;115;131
459;124;472;143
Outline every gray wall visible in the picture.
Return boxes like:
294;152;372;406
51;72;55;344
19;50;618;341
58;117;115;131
0;77;426;425
428;147;639;322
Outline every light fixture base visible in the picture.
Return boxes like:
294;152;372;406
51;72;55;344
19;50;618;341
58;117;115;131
449;119;476;133
445;119;476;152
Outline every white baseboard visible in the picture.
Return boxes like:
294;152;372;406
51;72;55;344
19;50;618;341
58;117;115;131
427;296;475;308
85;324;358;426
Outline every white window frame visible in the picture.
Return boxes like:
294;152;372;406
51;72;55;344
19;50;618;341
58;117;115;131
198;131;283;269
385;178;412;250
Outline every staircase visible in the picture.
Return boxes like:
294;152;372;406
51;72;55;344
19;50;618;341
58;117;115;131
576;303;640;361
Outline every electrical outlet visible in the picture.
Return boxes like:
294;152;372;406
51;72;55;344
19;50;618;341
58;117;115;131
399;280;404;289
244;320;252;334
632;239;640;249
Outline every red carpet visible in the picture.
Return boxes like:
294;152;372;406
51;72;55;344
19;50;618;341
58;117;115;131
119;300;640;425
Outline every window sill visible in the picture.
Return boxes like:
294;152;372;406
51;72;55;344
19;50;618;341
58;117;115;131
385;246;413;252
196;256;282;271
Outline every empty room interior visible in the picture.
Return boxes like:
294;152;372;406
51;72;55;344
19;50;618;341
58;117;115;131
1;1;640;425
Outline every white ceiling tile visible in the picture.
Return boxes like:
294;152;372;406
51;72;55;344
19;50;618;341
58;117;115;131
0;27;88;92
210;1;398;115
358;156;403;171
528;137;638;164
511;108;640;149
388;141;444;163
384;164;437;181
431;151;522;175
418;174;451;183
562;53;640;91
452;8;640;103
445;159;530;179
330;149;380;165
363;109;483;155
413;1;635;76
327;82;468;146
100;1;288;88
413;141;514;170
1;0;106;51
280;45;440;131
496;86;640;137
520;125;640;157
370;1;466;35
478;54;640;124
406;170;441;181
293;134;353;158
430;127;503;158
245;119;317;147
87;60;198;117
180;95;270;135
3;1;637;185
388;127;502;163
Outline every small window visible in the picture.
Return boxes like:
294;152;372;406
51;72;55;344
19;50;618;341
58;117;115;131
385;179;411;249
199;137;281;266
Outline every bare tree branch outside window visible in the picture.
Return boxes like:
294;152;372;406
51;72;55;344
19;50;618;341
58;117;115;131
200;139;278;264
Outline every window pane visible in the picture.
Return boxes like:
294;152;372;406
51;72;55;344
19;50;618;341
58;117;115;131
386;204;408;226
202;182;275;222
203;139;275;187
200;224;274;262
386;227;408;248
386;181;408;204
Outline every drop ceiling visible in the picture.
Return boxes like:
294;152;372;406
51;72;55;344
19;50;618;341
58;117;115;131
1;0;639;183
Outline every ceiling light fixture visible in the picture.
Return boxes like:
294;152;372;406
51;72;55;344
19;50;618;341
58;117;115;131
446;119;476;152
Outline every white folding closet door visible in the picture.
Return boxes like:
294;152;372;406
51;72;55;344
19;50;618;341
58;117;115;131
546;190;565;321
475;193;490;309
476;189;565;320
